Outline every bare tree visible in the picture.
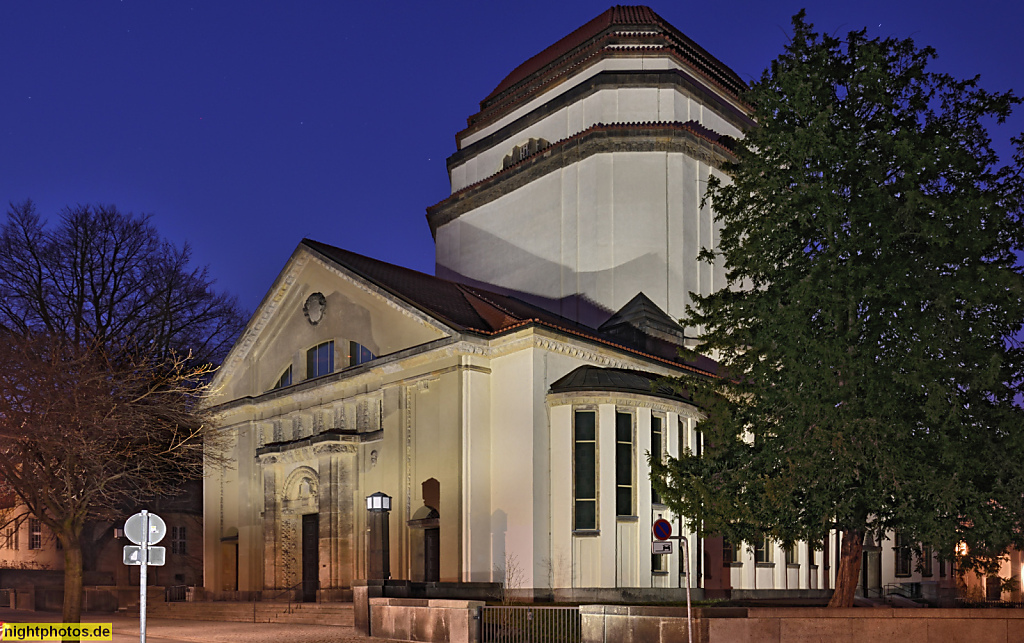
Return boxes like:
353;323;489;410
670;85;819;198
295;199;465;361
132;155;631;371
0;201;246;622
0;201;242;366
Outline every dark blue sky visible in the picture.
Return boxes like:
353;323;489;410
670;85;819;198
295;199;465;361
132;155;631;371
3;1;1022;313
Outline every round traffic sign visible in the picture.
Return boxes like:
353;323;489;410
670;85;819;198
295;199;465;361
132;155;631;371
653;518;672;541
124;511;167;545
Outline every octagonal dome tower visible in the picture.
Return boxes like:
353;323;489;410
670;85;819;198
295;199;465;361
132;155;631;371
428;5;753;328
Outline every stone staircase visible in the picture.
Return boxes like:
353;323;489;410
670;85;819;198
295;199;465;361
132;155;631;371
130;600;355;626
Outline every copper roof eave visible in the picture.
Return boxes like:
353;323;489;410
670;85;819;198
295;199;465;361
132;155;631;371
461;45;751;146
462;8;750;142
481;6;745;107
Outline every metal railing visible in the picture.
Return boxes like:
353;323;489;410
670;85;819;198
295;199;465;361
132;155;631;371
164;585;188;602
253;580;319;622
479;606;581;643
955;598;1024;608
885;582;921;599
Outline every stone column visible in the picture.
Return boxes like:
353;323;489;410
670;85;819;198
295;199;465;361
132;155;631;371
316;444;357;596
261;457;279;591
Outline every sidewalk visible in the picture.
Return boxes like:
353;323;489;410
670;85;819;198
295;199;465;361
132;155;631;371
0;608;403;643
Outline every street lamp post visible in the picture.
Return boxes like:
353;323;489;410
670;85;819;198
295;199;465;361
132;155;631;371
366;492;392;580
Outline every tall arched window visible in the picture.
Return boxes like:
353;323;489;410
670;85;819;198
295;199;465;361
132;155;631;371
272;365;292;390
306;341;334;379
348;341;375;367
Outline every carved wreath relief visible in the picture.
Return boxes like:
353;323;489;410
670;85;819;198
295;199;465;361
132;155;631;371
303;292;327;325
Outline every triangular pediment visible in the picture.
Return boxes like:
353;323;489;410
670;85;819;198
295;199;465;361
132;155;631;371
209;242;455;405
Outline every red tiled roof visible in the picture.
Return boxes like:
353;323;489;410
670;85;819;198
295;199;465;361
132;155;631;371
301;239;718;377
472;5;748;137
485;6;663;102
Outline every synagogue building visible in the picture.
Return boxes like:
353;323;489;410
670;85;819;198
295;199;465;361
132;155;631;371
203;5;966;603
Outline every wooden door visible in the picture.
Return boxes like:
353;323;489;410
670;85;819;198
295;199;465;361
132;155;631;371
301;514;319;601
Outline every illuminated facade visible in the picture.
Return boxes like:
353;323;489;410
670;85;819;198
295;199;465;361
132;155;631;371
203;6;1003;603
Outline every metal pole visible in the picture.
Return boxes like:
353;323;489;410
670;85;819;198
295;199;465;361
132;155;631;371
681;536;693;643
678;516;684;589
140;510;149;643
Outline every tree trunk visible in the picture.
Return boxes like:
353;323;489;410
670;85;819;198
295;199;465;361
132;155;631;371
828;528;864;608
61;533;84;623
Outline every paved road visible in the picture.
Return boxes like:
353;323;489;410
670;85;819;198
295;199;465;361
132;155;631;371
0;609;403;643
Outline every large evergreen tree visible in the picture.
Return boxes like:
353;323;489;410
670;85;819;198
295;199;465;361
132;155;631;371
651;13;1024;607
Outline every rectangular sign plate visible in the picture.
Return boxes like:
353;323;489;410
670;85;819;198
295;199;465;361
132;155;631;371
123;545;166;566
652;541;673;555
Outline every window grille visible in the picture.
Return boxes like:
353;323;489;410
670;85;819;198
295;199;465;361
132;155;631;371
306;341;334;379
28;519;41;550
615;412;633;516
573;411;597;530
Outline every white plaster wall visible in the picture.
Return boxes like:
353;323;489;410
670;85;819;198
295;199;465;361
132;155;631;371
549;404;573;589
462;359;492;582
0;513;64;570
438;151;727;326
461;55;746;149
488;347;539;589
597;403;618;587
451;84;743;192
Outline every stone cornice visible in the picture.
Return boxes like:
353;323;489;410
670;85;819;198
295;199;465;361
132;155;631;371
209;326;705;427
256;429;374;460
428;123;735;237
452;69;754;170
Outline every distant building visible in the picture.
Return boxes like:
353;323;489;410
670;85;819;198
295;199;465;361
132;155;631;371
0;484;203;605
202;6;1012;603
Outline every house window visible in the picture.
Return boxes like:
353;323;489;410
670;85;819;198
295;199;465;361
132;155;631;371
348;341;375;367
573;411;597;531
615;412;633;516
938;554;946;578
722;539;740;565
272;365;292;390
171;526;187;555
28;519;41;550
651;416;663;505
652;551;667;573
894;532;912;577
785;543;798;566
5;525;17;550
306;341;334;379
755;537;773;564
921;545;933;577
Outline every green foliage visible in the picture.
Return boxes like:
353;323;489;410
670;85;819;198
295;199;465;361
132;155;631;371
652;12;1024;570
